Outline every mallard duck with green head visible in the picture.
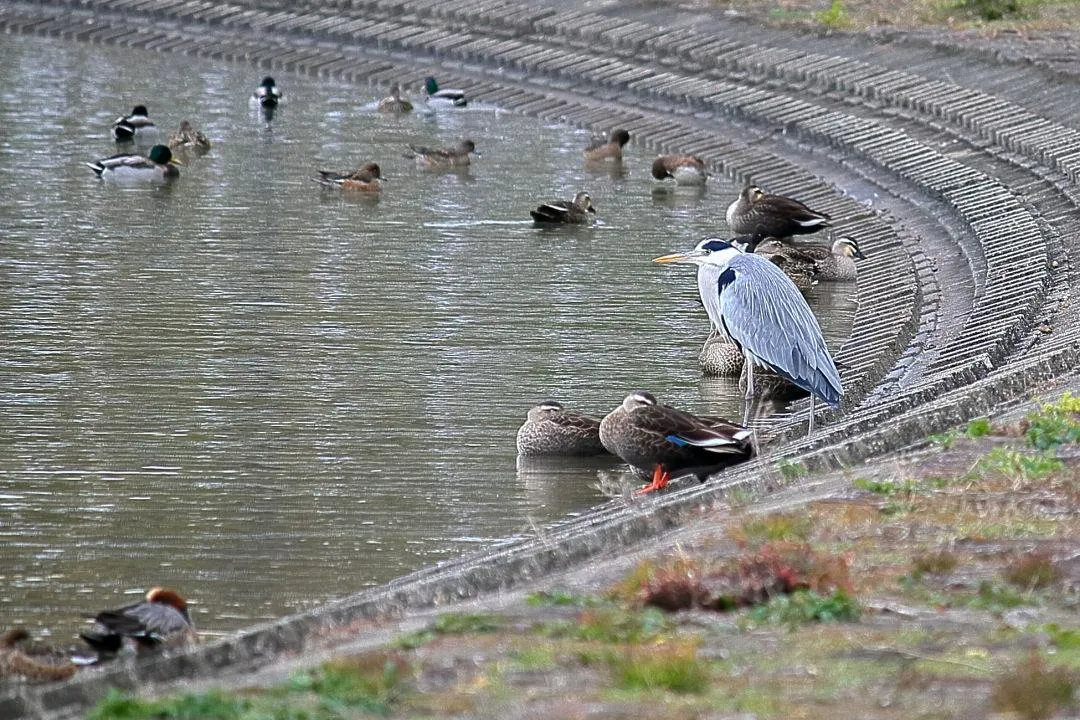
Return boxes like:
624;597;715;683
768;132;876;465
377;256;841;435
84;144;180;183
516;401;610;457
599;391;753;494
423;76;467;107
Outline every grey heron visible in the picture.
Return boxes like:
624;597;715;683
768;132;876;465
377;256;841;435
654;238;843;432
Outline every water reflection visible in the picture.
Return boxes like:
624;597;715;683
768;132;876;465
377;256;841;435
0;33;855;639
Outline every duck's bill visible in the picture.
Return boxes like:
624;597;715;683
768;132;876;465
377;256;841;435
169;157;184;165
652;250;703;264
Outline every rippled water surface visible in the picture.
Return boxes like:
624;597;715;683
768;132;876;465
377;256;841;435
0;35;856;638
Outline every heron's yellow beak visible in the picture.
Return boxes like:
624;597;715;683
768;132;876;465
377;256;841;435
652;249;704;264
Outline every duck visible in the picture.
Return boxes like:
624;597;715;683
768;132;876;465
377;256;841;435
599;391;754;494
0;628;77;682
252;76;283;108
763;236;865;281
726;185;831;238
111;105;155;142
530;191;597;225
84;144;181;183
423;76;467;107
404;139;477;169
167;120;211;154
583;128;631;162
753;240;820;290
77;587;196;663
378;83;413;114
313;162;385;192
699;333;745;377
651;155;707;186
516;401;610;457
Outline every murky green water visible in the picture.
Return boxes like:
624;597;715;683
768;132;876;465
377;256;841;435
0;34;856;639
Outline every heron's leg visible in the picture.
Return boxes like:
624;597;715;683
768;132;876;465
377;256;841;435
742;349;755;401
807;396;816;435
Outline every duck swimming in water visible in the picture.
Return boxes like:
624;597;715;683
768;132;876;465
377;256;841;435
111;105;155;142
530;191;597;225
583;128;631;162
651;155;707;186
78;587;196;663
599;391;754;494
404;139;478;169
423;76;467;107
167;120;211;154
516;401;610;457
377;82;413;114
85;144;180;183
314;162;386;192
252;76;283;109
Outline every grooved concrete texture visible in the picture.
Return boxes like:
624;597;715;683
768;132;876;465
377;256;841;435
2;0;1079;715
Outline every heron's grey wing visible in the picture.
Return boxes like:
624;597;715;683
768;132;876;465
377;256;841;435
720;254;842;405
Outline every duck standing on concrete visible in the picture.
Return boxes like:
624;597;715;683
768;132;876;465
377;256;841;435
530;191;597;225
111;105;155;143
516;401;610;457
77;587;196;663
651;155;707;186
314;162;386;192
600;391;753;494
726;184;831;238
583;128;631;162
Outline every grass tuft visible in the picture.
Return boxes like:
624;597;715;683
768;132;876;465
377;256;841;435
1003;551;1061;590
394;612;504;650
911;549;959;576
728;512;813;548
746;589;861;627
991;653;1076;719
611;640;710;694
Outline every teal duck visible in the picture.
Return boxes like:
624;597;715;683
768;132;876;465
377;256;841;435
530;191;596;225
78;587;196;663
516;401;610;457
405;139;477;169
424;76;467;107
726;185;831;238
167;120;211;154
314;162;385;192
111;105;155;142
378;83;413;114
85;144;180;183
583;128;630;162
599;391;753;494
651;155;707;186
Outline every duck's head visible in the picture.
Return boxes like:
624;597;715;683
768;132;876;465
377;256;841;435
424;76;439;95
131;105;149;116
609;128;631;147
527;400;565;422
743;185;765;203
459;139;478;155
754;238;787;255
572;192;596;213
653;237;740;267
146;587;188;611
147;145;181;166
834;237;866;259
261;76;277;89
651;157;671;180
359;162;383;179
621;391;658;412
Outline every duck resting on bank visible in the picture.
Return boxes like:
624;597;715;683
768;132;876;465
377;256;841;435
726;184;831;238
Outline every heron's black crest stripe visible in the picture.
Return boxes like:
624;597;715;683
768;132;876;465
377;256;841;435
701;239;733;253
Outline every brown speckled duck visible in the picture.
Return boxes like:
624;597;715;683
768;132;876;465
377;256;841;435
760;236;865;281
530;191;597;225
167;120;211;154
726;185;831;238
516;401;610;457
583;128;631;162
599;391;753;494
314;162;386;192
377;83;413;114
651;155;707;186
405;139;477;169
0;628;77;682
